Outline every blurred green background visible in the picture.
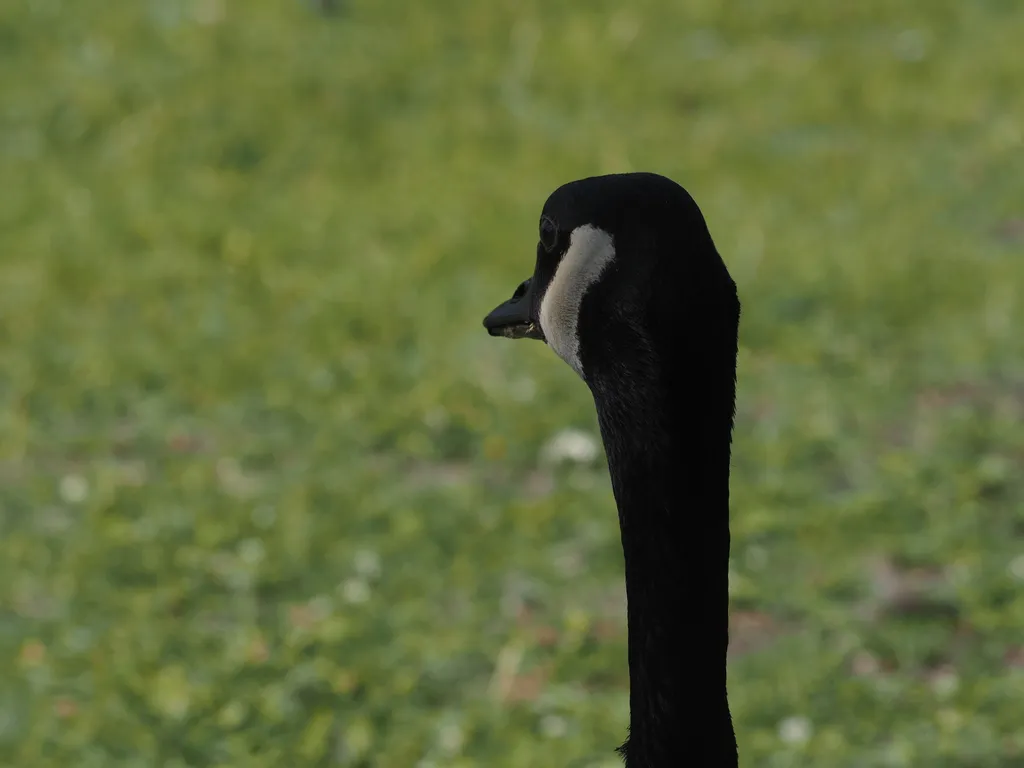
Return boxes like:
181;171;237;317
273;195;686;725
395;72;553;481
2;0;1023;766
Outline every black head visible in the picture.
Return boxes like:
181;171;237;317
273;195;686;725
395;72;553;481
483;172;738;383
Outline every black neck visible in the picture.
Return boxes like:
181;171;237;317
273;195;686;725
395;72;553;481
592;353;738;767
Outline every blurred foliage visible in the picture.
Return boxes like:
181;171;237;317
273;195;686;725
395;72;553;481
1;0;1023;766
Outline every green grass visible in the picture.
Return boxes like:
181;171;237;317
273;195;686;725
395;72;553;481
2;0;1023;765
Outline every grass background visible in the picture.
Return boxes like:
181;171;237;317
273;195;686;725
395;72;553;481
2;0;1023;765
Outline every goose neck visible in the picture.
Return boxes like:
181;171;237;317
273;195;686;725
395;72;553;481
593;378;738;767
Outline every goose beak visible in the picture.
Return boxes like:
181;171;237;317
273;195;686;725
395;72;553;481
483;277;545;341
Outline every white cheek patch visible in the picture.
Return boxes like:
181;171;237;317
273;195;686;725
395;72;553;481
539;224;616;378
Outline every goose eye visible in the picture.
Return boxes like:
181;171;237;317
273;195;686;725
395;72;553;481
539;216;558;252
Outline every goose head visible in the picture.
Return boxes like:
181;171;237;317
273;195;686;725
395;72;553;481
484;172;738;384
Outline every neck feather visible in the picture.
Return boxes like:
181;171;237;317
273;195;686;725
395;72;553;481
591;344;738;768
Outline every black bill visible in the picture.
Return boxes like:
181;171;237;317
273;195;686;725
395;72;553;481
483;277;545;341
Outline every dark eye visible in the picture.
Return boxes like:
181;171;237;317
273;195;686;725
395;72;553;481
539;216;558;252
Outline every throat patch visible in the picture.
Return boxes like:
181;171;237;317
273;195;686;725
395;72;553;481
539;225;616;377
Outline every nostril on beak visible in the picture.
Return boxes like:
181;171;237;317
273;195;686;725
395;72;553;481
512;279;531;301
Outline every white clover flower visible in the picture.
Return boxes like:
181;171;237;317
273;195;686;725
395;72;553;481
540;714;568;738
930;669;959;699
437;722;464;754
354;549;382;579
238;538;265;566
341;578;370;605
778;715;812;745
541;428;599;465
1008;554;1024;582
59;474;89;504
893;29;927;62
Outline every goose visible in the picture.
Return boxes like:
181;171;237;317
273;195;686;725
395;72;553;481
483;172;741;767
